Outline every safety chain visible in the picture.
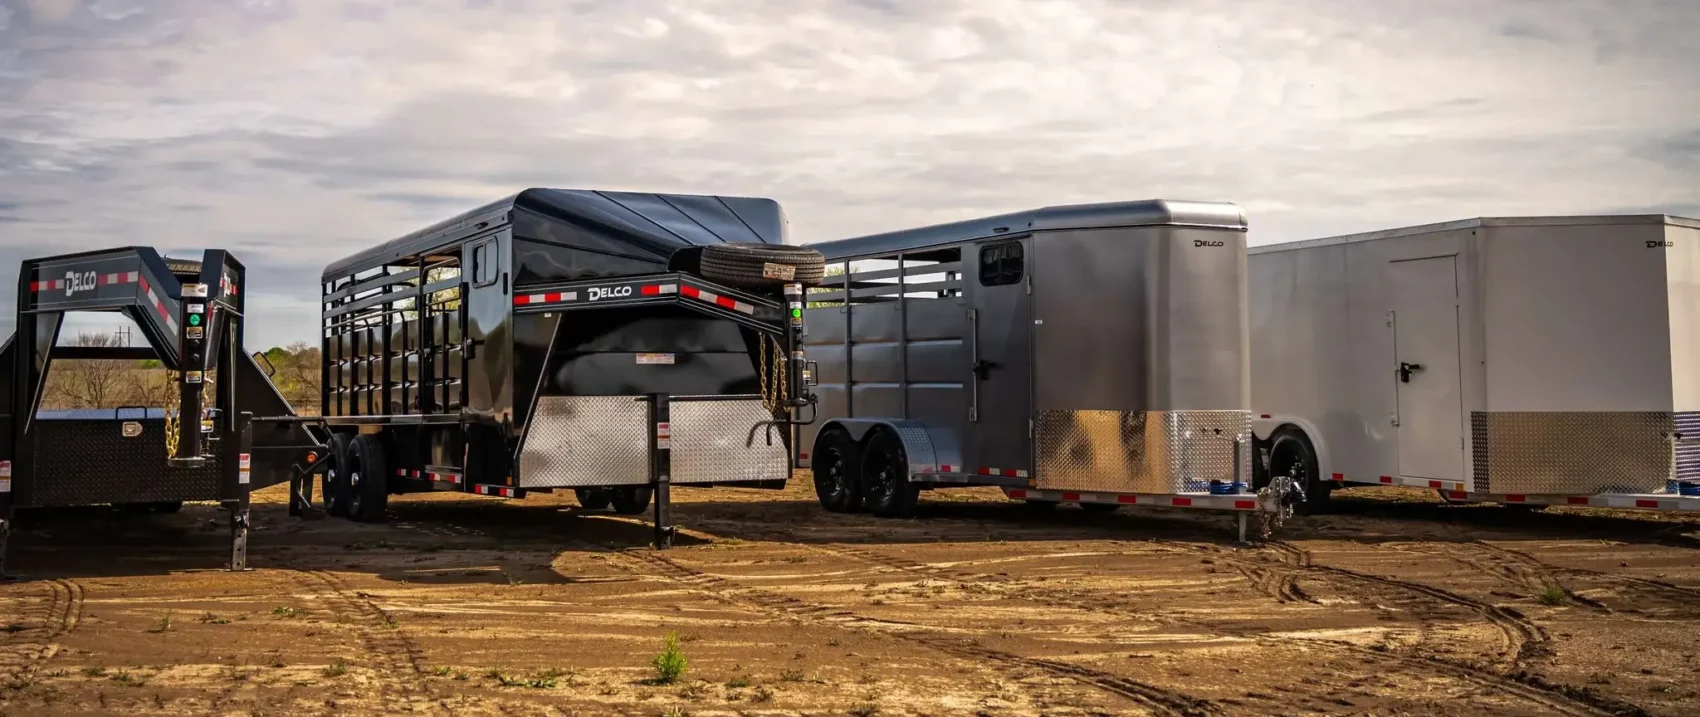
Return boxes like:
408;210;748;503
162;369;181;455
758;335;789;415
1255;473;1298;540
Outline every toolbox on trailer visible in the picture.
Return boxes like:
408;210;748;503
798;200;1299;539
1249;213;1700;514
0;247;327;574
315;188;820;544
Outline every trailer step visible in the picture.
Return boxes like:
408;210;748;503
471;484;525;499
1005;488;1266;512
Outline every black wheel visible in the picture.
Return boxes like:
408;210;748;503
346;434;390;523
1269;429;1329;515
609;486;653;515
812;430;864;513
325;433;355;517
574;488;612;511
1080;502;1120;514
860;431;919;518
693;243;829;288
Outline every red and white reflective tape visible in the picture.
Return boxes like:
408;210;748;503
976;466;1029;478
680;285;754;315
396;468;462;485
472;484;521;498
220;274;238;296
138;278;180;333
640;284;678;296
1007;488;1261;511
1370;474;1467;492
238;453;251;485
1440;490;1700;511
29;271;140;292
514;291;578;306
0;460;11;494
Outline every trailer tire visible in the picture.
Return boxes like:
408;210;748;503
574;488;613;511
326;433;355;517
346;434;390;523
1268;429;1329;515
860;430;919;518
812;429;864;513
610;486;653;515
694;243;829;288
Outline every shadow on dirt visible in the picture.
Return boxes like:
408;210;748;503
3;485;1694;582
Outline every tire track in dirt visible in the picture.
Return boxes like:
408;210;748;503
609;546;1222;717
807;540;1628;717
0;578;84;701
1476;542;1700;612
274;567;454;717
1389;541;1611;612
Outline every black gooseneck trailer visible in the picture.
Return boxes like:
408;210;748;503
314;188;818;545
0;247;326;575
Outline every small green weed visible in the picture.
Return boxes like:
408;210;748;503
649;632;688;685
778;668;804;682
81;665;105;677
271;606;301;618
726;674;751;689
198;612;230;625
322;659;348;678
1538;586;1568;606
146;615;173;634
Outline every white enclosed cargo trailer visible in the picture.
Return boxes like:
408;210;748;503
1248;213;1700;514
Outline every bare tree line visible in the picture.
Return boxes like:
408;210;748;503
41;331;321;415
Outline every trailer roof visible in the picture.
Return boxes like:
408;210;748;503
1250;213;1700;255
322;188;787;279
808;199;1246;260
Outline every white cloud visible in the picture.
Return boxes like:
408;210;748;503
0;0;1697;349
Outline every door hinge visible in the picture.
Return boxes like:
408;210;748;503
1386;311;1394;327
969;407;979;422
1028;418;1034;439
1025;275;1032;295
1390;413;1400;427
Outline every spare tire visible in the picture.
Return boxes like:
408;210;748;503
692;243;828;289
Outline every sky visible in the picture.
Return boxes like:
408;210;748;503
1;0;1697;350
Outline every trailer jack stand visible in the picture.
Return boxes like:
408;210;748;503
1237;511;1249;544
650;393;675;550
228;507;251;572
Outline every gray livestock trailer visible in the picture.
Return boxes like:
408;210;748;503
1249;213;1700;514
797;200;1299;538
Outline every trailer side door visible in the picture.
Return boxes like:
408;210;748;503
1390;255;1466;483
966;238;1033;476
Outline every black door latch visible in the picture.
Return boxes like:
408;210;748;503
972;359;998;380
1399;361;1423;383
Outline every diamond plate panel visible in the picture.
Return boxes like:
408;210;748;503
669;399;789;485
29;417;222;506
895;425;939;474
519;396;648;488
1035;410;1251;494
1470;411;1677;494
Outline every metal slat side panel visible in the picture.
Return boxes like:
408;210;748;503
1035;410;1250;494
1675;412;1700;481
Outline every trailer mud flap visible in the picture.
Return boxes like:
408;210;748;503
518;395;787;488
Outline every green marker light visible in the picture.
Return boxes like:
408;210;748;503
189;314;202;327
790;308;802;318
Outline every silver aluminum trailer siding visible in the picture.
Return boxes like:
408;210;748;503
800;199;1290;531
1249;213;1700;513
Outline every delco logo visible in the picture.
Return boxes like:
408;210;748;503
1648;240;1675;248
64;271;98;296
1193;239;1226;248
588;285;632;301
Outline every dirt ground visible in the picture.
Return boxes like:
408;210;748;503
0;480;1697;717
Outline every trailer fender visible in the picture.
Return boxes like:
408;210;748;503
1250;414;1334;486
814;419;961;479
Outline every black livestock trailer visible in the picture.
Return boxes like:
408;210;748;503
315;188;822;545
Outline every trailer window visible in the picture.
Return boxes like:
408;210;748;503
978;242;1023;286
472;240;498;287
